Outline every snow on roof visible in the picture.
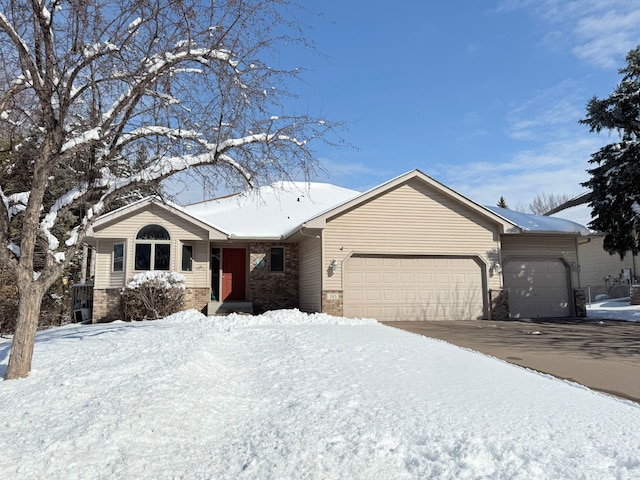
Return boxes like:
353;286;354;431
485;206;590;235
549;203;595;231
184;181;361;238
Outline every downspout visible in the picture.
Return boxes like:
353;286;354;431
577;237;591;300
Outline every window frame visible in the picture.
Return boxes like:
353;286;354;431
112;242;125;273
181;243;194;272
270;246;285;273
134;225;172;272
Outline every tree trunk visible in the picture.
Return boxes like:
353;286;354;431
4;285;45;380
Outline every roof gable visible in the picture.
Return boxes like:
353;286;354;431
304;169;516;233
89;197;228;240
89;170;589;240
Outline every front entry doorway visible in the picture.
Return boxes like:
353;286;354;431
221;248;247;301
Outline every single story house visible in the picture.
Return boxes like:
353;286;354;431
84;169;591;322
547;194;639;300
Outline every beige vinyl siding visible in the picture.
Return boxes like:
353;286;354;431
578;235;637;286
93;239;126;288
298;235;322;312
94;205;211;241
179;240;211;288
501;234;578;257
93;205;212;290
322;179;502;291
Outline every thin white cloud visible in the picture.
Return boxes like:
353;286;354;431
505;79;586;141
472;0;639;210
310;158;392;192
495;0;640;69
466;43;480;54
432;135;608;208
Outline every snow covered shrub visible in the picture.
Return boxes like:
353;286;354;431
121;271;186;321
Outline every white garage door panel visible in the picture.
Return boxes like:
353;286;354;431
344;256;484;321
503;259;570;318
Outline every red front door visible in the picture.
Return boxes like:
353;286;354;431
221;248;246;301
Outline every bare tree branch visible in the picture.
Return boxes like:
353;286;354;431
0;0;341;378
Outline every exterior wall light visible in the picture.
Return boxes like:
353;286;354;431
327;258;338;278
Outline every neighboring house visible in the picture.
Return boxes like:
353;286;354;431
547;194;639;300
83;170;591;322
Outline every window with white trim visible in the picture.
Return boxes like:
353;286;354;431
135;225;171;271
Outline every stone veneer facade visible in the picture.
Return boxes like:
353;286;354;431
248;242;299;313
184;287;211;314
92;288;122;323
321;291;343;317
489;289;509;321
574;289;587;317
92;242;301;321
92;286;211;322
630;285;640;305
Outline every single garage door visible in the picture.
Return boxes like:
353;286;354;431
503;258;570;318
344;255;485;321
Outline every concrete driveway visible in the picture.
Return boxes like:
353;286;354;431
383;318;640;403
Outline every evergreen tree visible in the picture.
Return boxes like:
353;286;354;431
580;45;640;258
497;196;509;209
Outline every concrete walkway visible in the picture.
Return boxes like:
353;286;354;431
383;318;640;403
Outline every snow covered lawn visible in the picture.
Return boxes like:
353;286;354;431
2;309;640;479
588;297;640;322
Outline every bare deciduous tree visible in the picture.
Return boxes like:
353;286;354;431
0;0;341;379
528;193;573;215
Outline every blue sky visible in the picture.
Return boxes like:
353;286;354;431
164;1;640;209
271;0;640;209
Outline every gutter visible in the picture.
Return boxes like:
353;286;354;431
226;233;286;241
514;230;588;236
298;224;321;239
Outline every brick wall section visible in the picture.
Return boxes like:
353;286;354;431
248;242;299;313
322;291;343;317
92;288;122;323
184;287;210;314
631;285;640;305
489;289;509;321
574;289;587;317
93;286;210;322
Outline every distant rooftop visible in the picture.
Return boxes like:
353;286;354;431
485;206;591;235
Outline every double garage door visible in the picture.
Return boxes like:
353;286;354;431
344;255;485;321
502;258;570;318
